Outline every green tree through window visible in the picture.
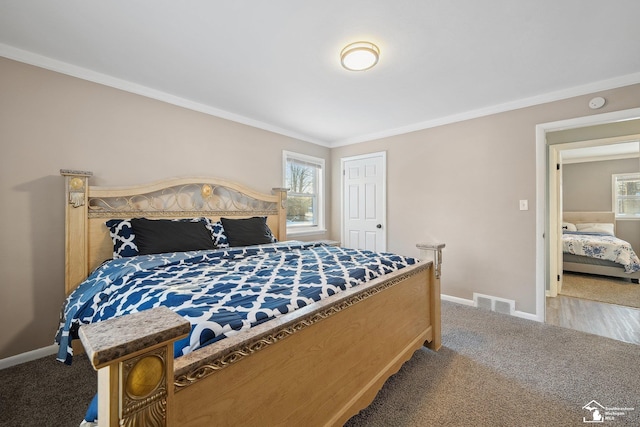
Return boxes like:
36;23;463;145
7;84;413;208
283;151;324;232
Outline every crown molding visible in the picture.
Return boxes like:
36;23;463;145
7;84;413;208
0;44;329;147
3;43;639;150
329;72;640;147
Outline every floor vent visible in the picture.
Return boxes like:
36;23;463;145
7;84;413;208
473;293;515;315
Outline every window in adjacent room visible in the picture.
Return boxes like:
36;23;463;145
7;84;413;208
612;172;640;219
283;151;325;234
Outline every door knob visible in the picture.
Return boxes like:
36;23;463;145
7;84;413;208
376;224;382;229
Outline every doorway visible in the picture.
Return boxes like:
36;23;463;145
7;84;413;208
537;108;640;343
535;107;640;320
341;152;387;251
548;135;640;296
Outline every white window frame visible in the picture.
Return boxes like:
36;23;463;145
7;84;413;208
282;151;326;236
612;172;640;220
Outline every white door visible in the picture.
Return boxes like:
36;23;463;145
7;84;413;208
341;152;386;251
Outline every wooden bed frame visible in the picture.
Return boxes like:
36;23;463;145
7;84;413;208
60;170;443;427
562;211;640;283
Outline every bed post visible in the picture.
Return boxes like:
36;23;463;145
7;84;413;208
272;187;288;241
60;169;93;295
417;242;445;351
79;307;190;427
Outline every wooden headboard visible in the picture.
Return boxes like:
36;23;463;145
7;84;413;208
562;211;616;233
61;170;288;295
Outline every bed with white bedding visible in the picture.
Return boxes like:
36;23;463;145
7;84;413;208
562;211;640;284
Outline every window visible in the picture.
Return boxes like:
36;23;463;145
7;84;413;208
612;173;640;219
283;151;325;234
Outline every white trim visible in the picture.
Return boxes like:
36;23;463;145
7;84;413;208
331;73;640;147
282;150;326;234
286;228;328;237
613;172;640;219
536;124;549;322
535;107;640;323
0;344;58;370
0;43;328;147
514;310;542;322
442;294;540;321
441;294;474;306
3;43;639;149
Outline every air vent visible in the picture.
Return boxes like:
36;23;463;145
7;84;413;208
473;293;515;315
475;295;493;311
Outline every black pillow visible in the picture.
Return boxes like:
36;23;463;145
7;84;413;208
220;217;276;247
131;218;215;255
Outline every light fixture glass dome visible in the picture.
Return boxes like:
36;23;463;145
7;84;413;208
340;41;380;71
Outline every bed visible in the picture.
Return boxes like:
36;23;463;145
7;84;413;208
562;211;640;284
57;170;443;427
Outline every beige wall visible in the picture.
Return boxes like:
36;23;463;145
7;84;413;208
2;54;640;360
331;83;640;315
0;58;330;359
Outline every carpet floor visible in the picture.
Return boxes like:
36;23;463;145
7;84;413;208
561;272;640;308
1;301;638;426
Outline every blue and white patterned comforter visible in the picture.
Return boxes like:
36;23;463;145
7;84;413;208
55;241;418;364
562;232;640;274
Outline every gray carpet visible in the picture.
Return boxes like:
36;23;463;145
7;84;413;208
1;302;638;426
561;272;640;308
346;302;640;426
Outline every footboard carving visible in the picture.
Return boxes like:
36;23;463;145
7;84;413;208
121;347;168;427
79;307;190;427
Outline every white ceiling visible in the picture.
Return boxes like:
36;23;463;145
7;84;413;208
562;141;640;164
1;1;640;147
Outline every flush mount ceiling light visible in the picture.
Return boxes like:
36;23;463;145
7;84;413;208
340;41;380;71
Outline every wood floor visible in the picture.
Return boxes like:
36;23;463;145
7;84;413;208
546;295;640;345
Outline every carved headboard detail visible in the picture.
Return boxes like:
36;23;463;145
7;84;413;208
61;170;288;295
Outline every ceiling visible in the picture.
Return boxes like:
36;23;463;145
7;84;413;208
562;141;640;164
1;1;640;147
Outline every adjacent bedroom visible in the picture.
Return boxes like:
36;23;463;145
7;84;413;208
546;138;640;343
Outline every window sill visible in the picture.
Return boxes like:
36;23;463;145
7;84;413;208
286;228;327;238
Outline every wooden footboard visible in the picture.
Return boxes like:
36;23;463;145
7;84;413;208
80;261;440;426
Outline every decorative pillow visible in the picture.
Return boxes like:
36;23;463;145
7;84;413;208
206;220;230;248
575;222;615;236
131;218;216;255
220;216;277;247
106;219;139;258
562;222;577;232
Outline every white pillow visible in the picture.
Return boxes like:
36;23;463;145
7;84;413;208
562;222;577;232
575;222;615;236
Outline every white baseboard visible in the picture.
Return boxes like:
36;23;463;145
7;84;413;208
514;310;543;322
441;294;474;306
0;344;58;370
442;293;542;322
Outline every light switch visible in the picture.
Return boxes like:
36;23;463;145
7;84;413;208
519;200;528;211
